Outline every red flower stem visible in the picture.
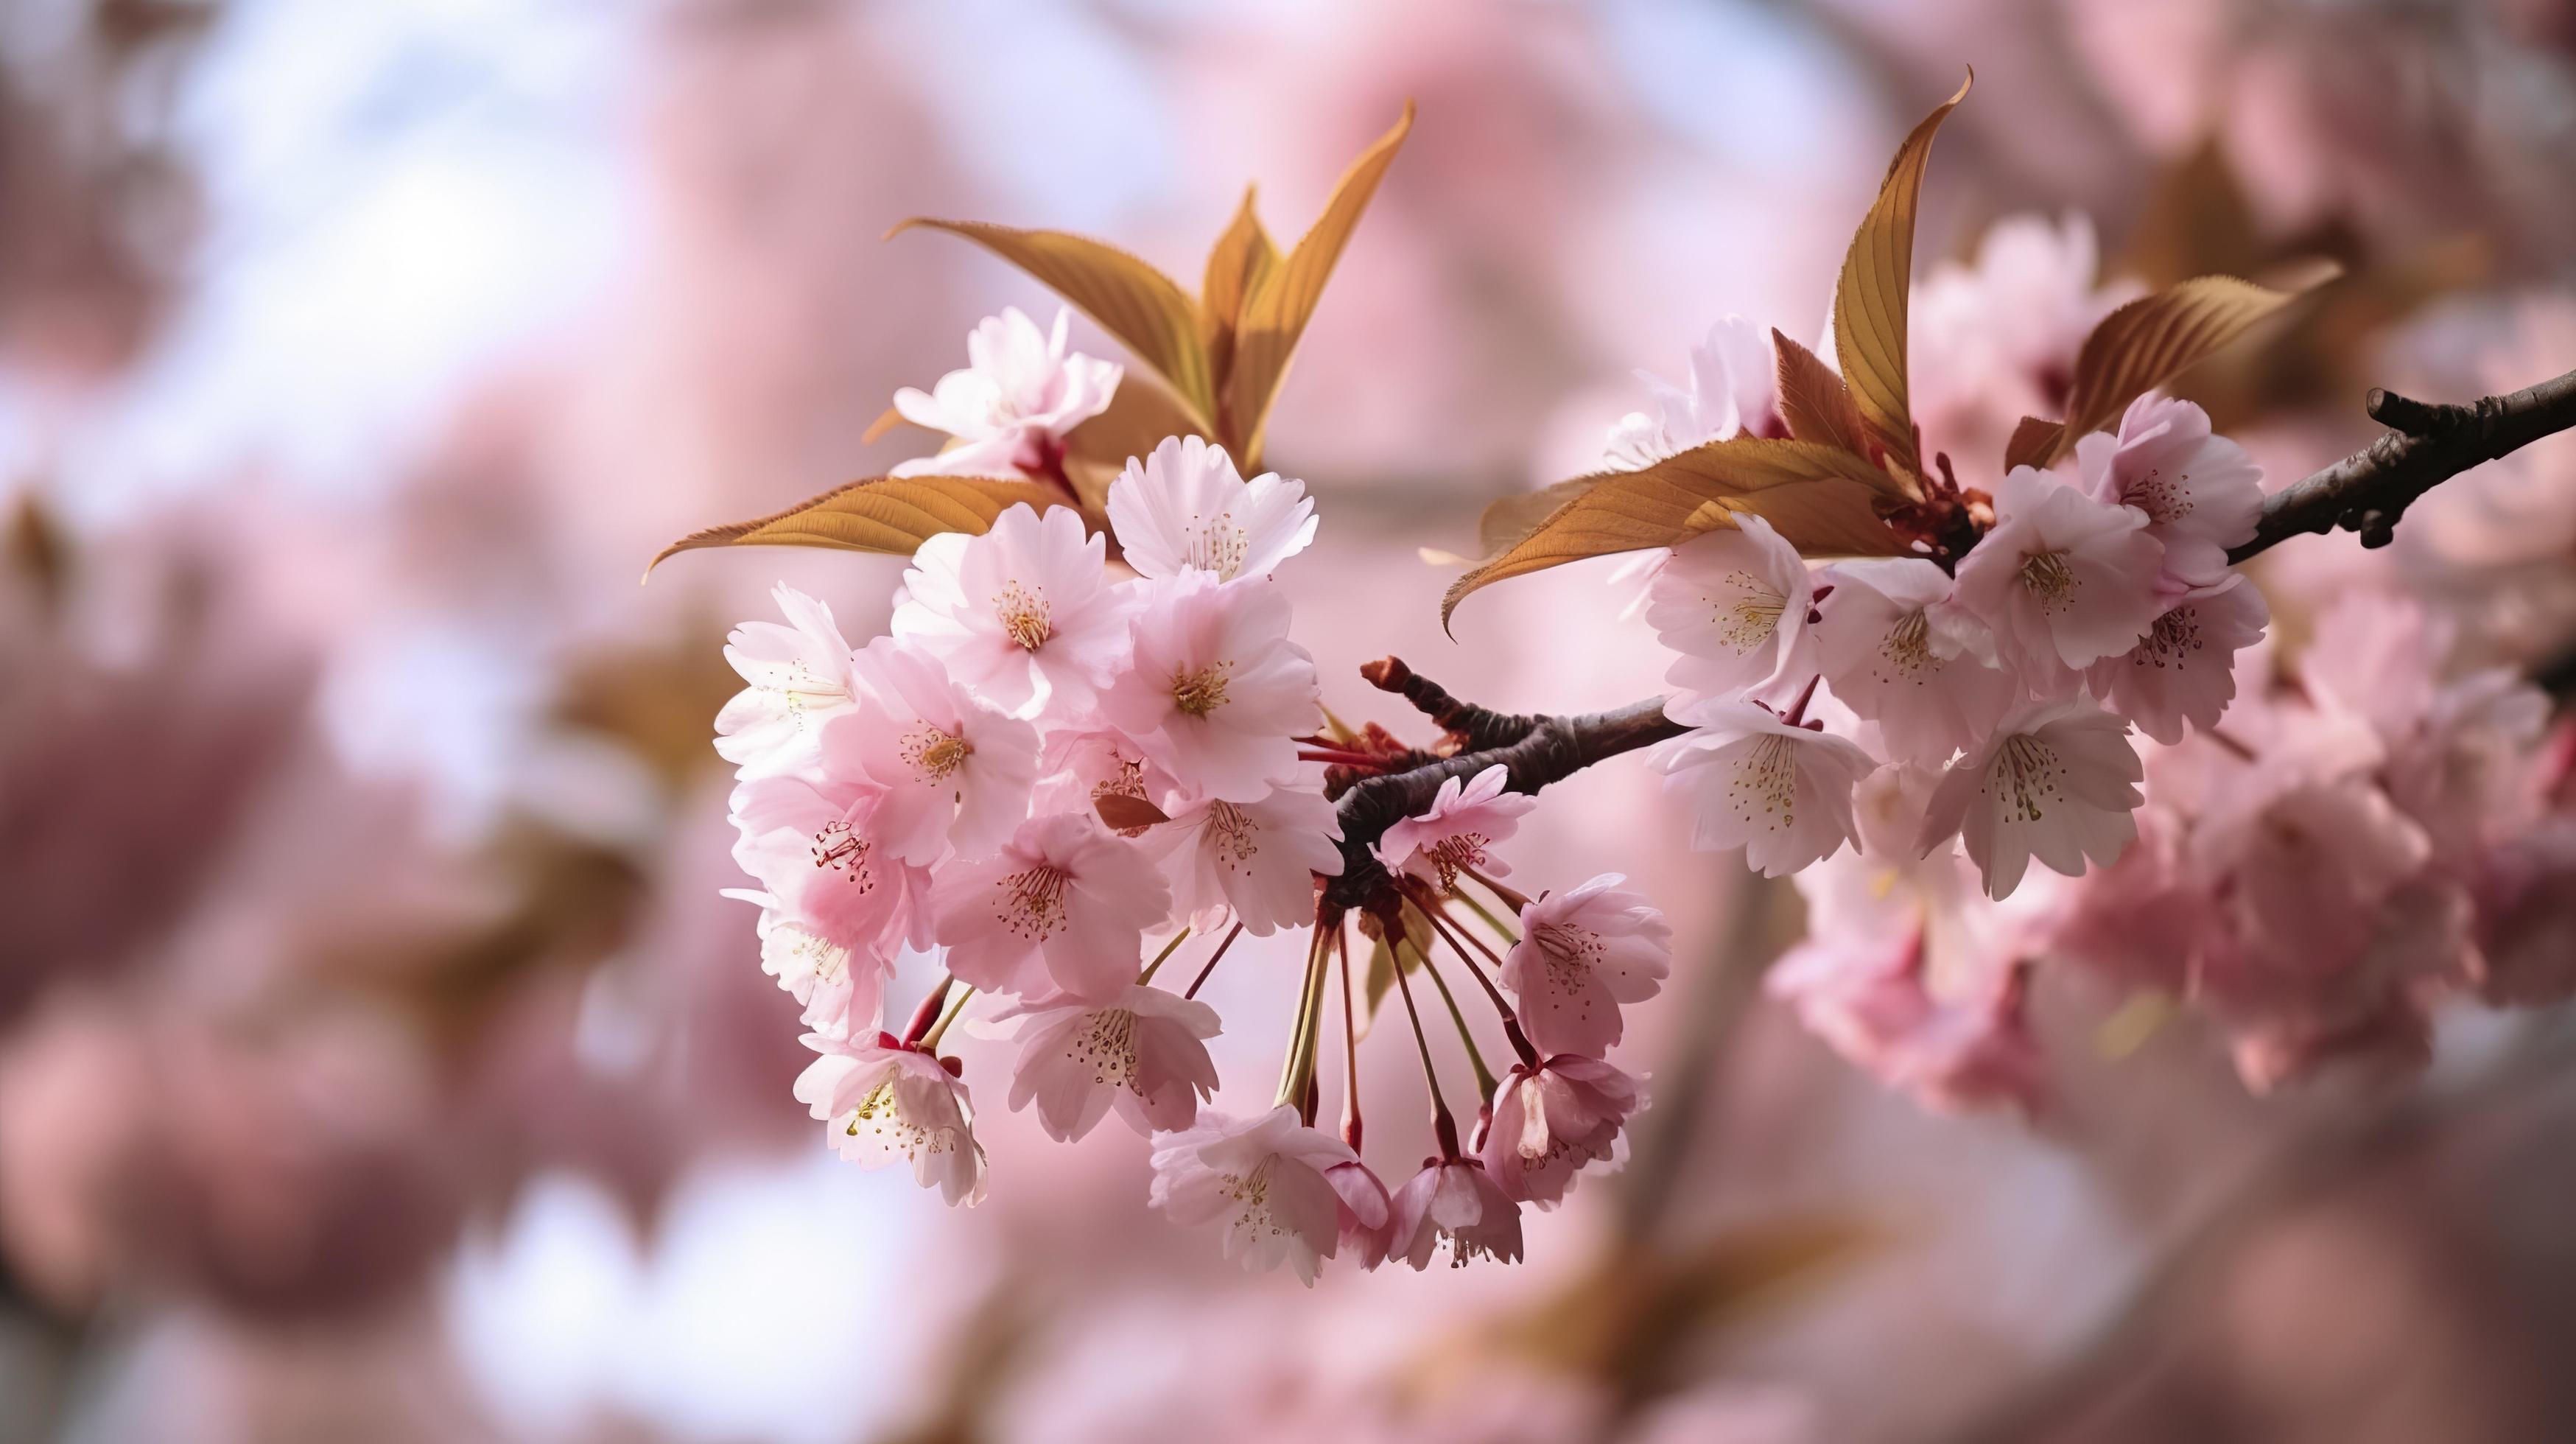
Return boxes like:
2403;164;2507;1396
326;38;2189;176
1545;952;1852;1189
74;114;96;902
1299;746;1384;769
1387;923;1461;1157
1461;866;1531;913
1781;673;1823;726
899;975;954;1048
1336;927;1365;1152
1414;892;1540;1068
1183;922;1246;1000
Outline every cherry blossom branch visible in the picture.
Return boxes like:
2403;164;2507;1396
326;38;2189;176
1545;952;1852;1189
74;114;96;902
1332;369;2576;917
1324;662;1685;911
2231;364;2576;561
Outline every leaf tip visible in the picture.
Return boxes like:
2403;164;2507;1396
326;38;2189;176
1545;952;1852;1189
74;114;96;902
882;216;935;243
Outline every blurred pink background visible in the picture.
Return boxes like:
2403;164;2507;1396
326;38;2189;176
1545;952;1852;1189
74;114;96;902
4;2;2575;1441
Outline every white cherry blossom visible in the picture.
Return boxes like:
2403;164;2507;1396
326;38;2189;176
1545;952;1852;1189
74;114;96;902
890;306;1117;480
1811;558;2018;761
1644;514;1815;707
1603;315;1780;469
1655;701;1878;877
2087;572;2270;745
793;1034;985;1205
1499;875;1672;1058
1953;466;2166;680
714;584;857;777
1106;435;1317;582
2077;394;2264;586
1148;1106;1359;1284
999;985;1221;1141
894;502;1134;717
930;811;1172;1005
1374;763;1537;890
1920;698;2145;900
1098;572;1320;803
832;637;1039;864
1140;785;1344;936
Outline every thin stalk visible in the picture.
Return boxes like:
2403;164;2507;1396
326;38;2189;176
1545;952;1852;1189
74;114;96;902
1389;927;1463;1158
1417;897;1540;1067
1274;927;1331;1110
1418;947;1498;1101
1451;884;1521;945
1183;923;1246;999
1462;865;1531;914
920;985;977;1051
1135;928;1191;985
899;975;954;1048
1336;927;1364;1152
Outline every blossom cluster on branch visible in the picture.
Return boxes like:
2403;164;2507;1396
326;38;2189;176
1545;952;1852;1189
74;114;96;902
712;313;1672;1275
670;77;2576;1265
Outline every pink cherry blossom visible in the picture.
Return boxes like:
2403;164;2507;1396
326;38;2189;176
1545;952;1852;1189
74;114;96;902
2300;589;2445;740
1386;1157;1523;1269
2194;777;2433;993
1140;785;1344;936
1500;874;1672;1057
1324;1159;1393;1271
714;584;857;777
1148;1105;1358;1284
1911;212;2141;468
2382;667;2552;857
1654;701;1877;877
2086;572;2271;745
1772;767;2065;1113
893;502;1134;715
889;306;1118;480
1811;558;2018;761
997;985;1221;1141
792;1034;985;1205
1921;698;2144;899
1030;720;1182;821
2077;394;2264;585
728;894;893;1037
832;637;1039;863
1643;514;1815;706
1603;315;1780;469
1373;763;1537;890
1952;466;2165;678
1099;572;1320;803
930;811;1173;1005
727;774;931;959
1106;435;1317;582
1478;1055;1643;1207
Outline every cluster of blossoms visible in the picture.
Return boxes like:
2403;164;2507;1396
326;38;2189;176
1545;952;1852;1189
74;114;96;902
715;312;1672;1276
1604;219;2569;1110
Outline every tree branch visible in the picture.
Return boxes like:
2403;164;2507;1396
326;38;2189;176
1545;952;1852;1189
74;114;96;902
2231;365;2576;561
1324;665;1683;910
1332;368;2576;913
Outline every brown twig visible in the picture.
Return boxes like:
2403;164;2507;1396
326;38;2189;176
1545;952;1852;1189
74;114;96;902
1332;371;2576;914
1325;677;1684;911
2231;365;2576;560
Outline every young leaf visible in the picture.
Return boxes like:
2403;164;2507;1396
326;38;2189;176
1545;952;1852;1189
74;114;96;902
1200;184;1279;378
1221;102;1415;471
2038;273;2314;464
886;218;1217;427
1831;69;1972;483
2002;416;2063;473
647;475;1067;575
1475;475;1605;560
1772;330;1870;458
1442;438;1910;629
1094;793;1171;832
